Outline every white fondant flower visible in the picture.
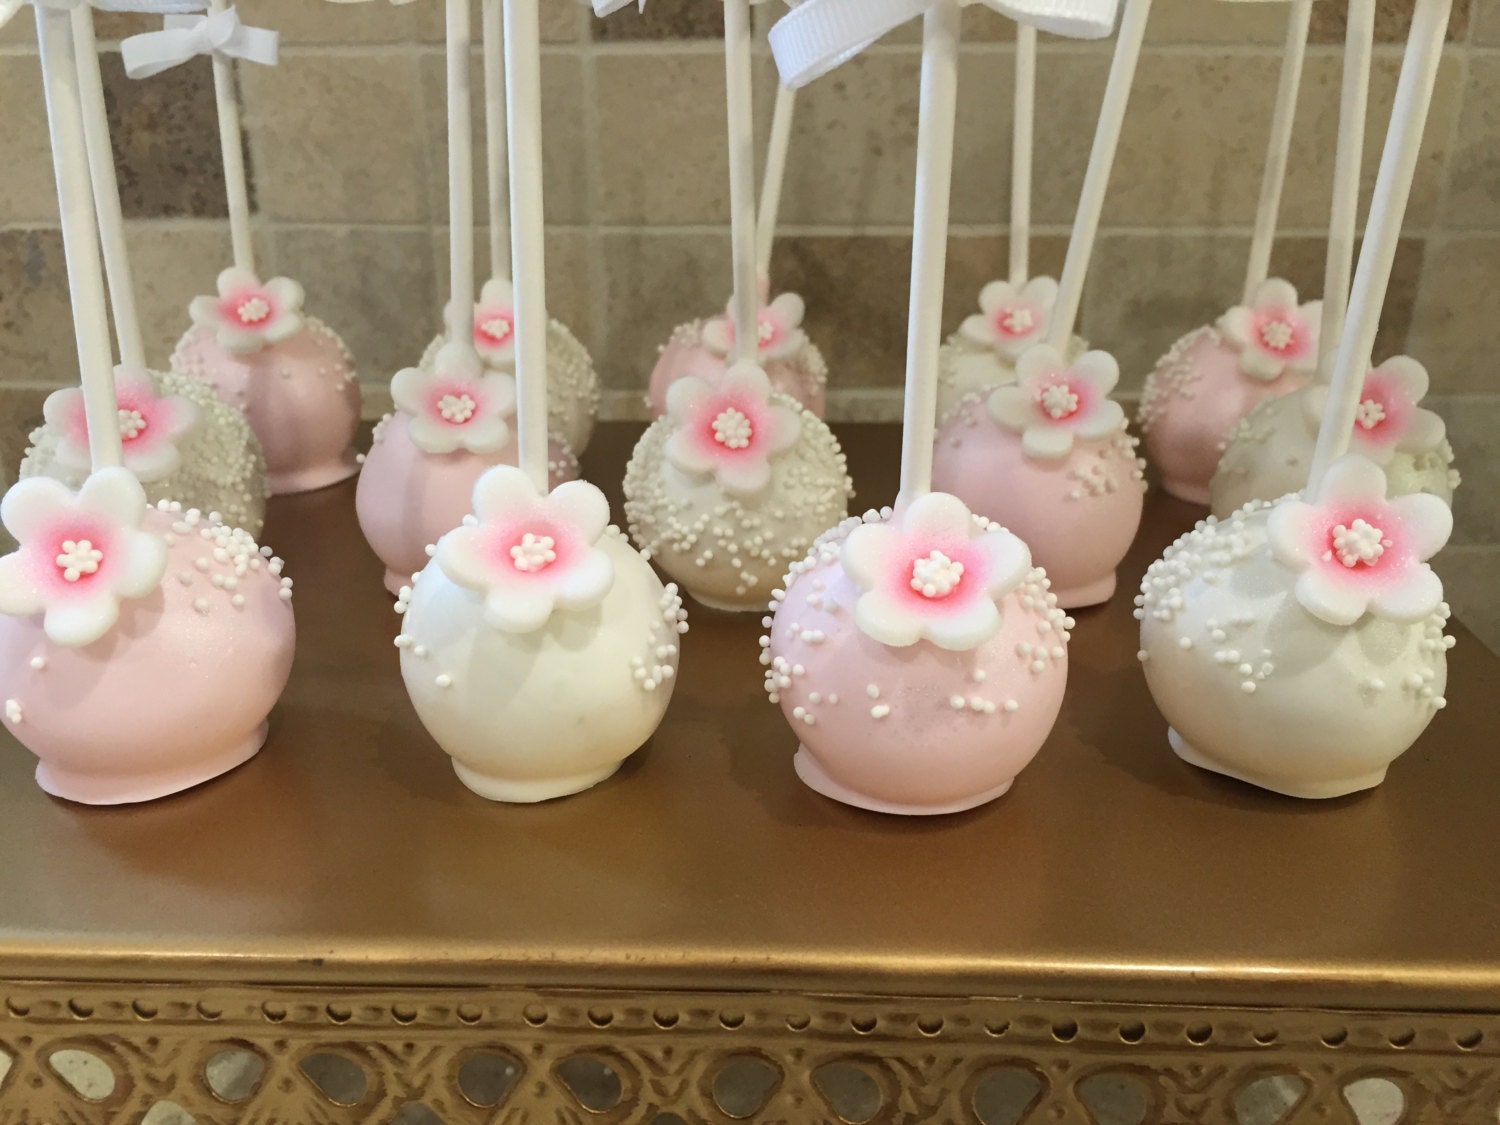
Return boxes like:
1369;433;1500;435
1217;278;1322;381
391;342;517;456
435;465;614;634
663;360;802;498
188;267;305;354
959;276;1057;360
842;492;1031;652
986;346;1126;459
702;293;808;362
1267;454;1451;627
1302;355;1446;466
42;367;200;484
467;276;519;367
0;469;168;647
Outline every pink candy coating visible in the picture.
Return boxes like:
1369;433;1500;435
355;412;578;596
1139;326;1311;506
768;548;1068;816
647;323;826;420
0;508;296;805
172;318;361;496
931;399;1144;609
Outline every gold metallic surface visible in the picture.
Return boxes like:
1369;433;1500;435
0;425;1496;1122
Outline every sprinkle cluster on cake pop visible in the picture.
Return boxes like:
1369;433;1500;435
1211;354;1458;519
22;365;268;537
932;345;1146;608
1137;455;1452;798
762;494;1070;815
1138;279;1321;505
0;470;295;805
625;359;851;611
419;277;601;456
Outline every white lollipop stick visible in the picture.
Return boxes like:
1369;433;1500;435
446;0;476;340
1241;0;1311;305
724;0;759;364
34;4;122;470
1307;0;1450;489
1045;0;1151;351
1318;0;1374;377
1010;20;1036;287
483;0;510;279
898;0;961;502
756;83;797;284
72;5;145;371
503;0;549;489
206;0;254;275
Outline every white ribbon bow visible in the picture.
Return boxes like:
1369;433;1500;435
1;0;203;32
769;0;1120;88
120;7;278;79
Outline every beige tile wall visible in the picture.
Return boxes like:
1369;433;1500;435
0;0;1495;645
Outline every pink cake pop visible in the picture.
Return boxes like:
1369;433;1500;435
0;4;294;805
357;344;578;595
932;346;1145;607
1137;0;1315;505
120;7;363;494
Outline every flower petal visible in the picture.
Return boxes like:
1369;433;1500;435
390;366;428;415
665;374;714;425
544;479;611;544
1255;277;1299;309
459;414;509;455
1398;406;1447;453
484;584;555;634
262;309;303;345
77;467;148;528
435;341;482;381
1075;398;1126;441
216;266;261;295
701;316;733;356
852;587;923;648
721;360;773;400
977;279;1016;315
480;276;515;305
1368;564;1445;624
1312;454;1389;507
1;476;75;541
477;371;518;419
1294;568;1370;627
217;327;264;355
663;429;717;479
1378;354;1429;401
902;491;975;543
1266;497;1321;570
1388;491;1453;561
762;403;803;456
187;295;219;330
263;276;305;314
715;456;773;498
1072;350;1120;396
1022;424;1076;460
1014;343;1064;389
1021;275;1059;307
554;545;614;609
924;596;1002;651
470;463;543;524
959;313;995;345
125;442;183;483
769;291;805;328
41;386;80;429
841;521;902;593
1217;306;1254;347
1239;347;1285;381
112;528;168;599
972;526;1032;597
407;416;463;454
44;589;121;648
987;385;1032;431
434;525;492;592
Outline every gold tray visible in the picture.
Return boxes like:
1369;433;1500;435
0;424;1494;1124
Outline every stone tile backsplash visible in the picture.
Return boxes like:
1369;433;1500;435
0;0;1496;646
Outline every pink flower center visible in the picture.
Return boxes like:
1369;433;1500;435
695;392;765;460
474;308;515;349
1031;373;1093;423
55;537;104;583
27;515;116;595
712;407;753;449
509;532;556;573
219;288;275;328
1251;309;1307;359
487;519;572;578
993;303;1039;340
426;380;483;428
118;407;148;442
1325;518;1389;569
910;550;964;599
1348;372;1409;446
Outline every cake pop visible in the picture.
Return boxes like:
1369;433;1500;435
1140;0;1457;798
1137;0;1316;505
396;0;682;803
0;3;294;805
625;359;851;611
120;5;363;495
763;0;1117;812
357;0;578;595
645;78;829;419
932;0;1149;608
21;9;267;536
1211;354;1457;518
415;0;600;456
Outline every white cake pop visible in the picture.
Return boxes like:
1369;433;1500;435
625;360;852;611
1138;279;1322;505
931;345;1146;608
0;471;295;804
762;495;1069;814
396;466;684;801
1211;354;1457;519
356;342;579;595
21;365;268;537
1137;455;1452;798
420;278;600;457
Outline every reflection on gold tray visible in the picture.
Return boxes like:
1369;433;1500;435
0;425;1495;1123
